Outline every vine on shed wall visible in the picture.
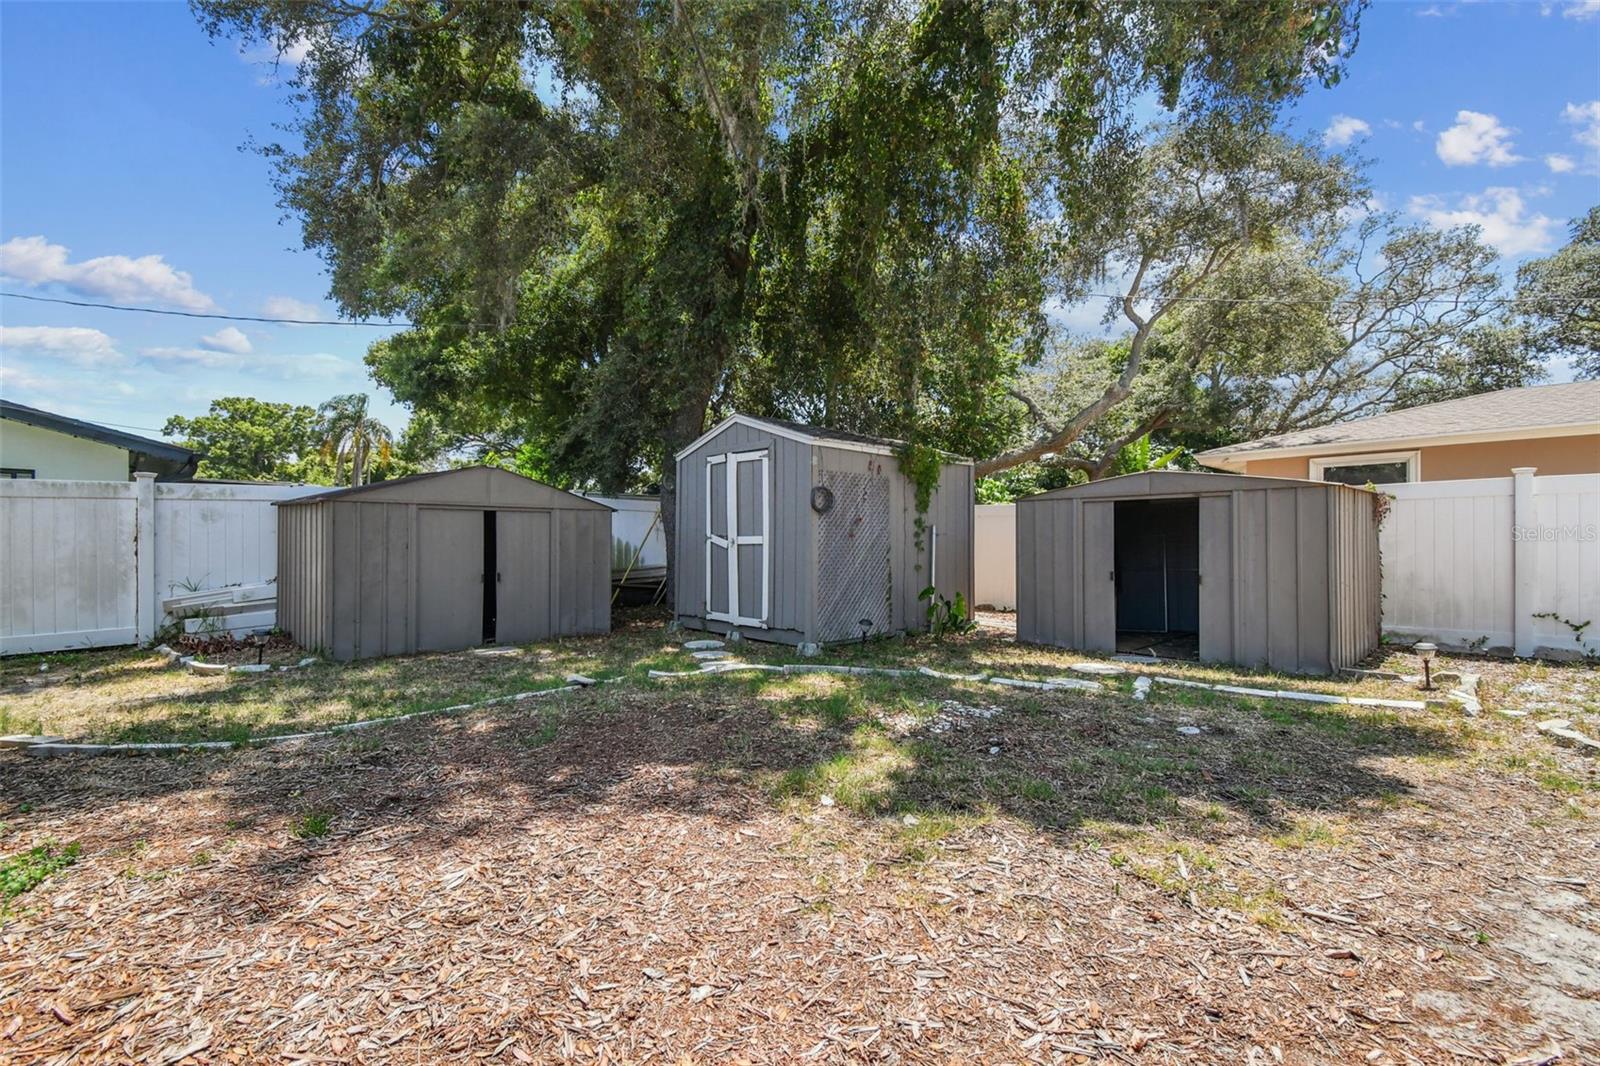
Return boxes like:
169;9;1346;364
895;441;943;560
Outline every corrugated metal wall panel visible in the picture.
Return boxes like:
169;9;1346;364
1017;477;1377;675
1198;494;1234;664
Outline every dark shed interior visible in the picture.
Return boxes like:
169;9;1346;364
1114;498;1199;658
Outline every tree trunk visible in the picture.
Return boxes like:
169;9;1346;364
658;384;716;613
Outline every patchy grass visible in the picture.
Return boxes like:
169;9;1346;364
289;811;333;840
4;612;1599;1060
1;840;80;918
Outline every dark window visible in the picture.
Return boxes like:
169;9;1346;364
1;468;36;479
1319;461;1410;486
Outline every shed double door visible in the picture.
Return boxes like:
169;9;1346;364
415;507;553;651
1068;498;1223;656
705;450;769;627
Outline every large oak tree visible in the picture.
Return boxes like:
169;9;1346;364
194;0;1363;587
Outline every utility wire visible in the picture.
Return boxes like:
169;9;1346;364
1;291;410;327
2;287;1589;325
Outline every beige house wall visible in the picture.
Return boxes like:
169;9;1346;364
1235;433;1600;482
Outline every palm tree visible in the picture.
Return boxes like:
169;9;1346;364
317;394;393;487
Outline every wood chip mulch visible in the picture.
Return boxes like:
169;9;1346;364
2;682;1597;1064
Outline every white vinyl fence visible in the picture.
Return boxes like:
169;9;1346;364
1381;470;1599;657
1;475;321;654
974;504;1017;609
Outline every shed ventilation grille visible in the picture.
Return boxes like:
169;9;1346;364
815;471;891;643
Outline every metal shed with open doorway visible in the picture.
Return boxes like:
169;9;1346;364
1016;471;1380;675
276;467;611;661
673;415;974;647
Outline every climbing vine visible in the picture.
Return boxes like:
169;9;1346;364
895;441;944;557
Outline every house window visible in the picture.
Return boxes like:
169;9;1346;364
1;467;36;479
1309;451;1419;486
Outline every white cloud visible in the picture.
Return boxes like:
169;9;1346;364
261;295;328;324
0;364;52;391
1545;154;1577;173
1560;0;1600;19
0;325;125;367
1563;100;1600;150
1323;114;1371;148
1408;186;1559;257
1416;4;1450;15
240;34;317;85
138;346;353;380
1435;110;1524;167
198;326;253;355
0;236;216;311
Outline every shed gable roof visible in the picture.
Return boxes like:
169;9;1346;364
274;466;611;510
1020;469;1369;501
675;414;973;463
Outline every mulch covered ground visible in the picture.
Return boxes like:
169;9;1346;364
2;636;1598;1063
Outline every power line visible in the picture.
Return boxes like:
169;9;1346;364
0;291;410;327
2;287;1587;327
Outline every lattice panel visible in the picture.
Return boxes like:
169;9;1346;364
815;471;892;643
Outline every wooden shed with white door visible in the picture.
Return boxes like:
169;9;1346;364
1016;471;1380;675
276;467;611;661
673;415;974;647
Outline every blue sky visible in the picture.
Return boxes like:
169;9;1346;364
2;1;1598;440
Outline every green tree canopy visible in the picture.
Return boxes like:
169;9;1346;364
163;397;325;482
1515;205;1600;380
193;0;1364;578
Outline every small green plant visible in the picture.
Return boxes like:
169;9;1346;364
919;586;976;638
1532;612;1598;660
1;840;80;914
290;811;333;840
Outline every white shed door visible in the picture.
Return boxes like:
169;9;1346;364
705;450;769;627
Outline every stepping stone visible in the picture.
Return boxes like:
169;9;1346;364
472;647;522;657
683;640;725;651
1132;677;1152;701
1113;653;1161;665
188;661;229;675
231;663;272;674
1069;662;1125;676
1043;677;1104;692
691;650;729;660
1176;725;1203;736
0;735;64;749
919;666;988;681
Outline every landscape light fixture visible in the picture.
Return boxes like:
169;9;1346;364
1415;642;1437;690
859;618;874;644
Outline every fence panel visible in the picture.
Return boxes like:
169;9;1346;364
1381;472;1599;655
974;504;1017;609
0;480;138;654
152;482;321;622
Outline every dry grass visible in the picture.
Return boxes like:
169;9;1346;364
2;611;1598;1062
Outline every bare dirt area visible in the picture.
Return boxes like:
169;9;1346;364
2;619;1598;1063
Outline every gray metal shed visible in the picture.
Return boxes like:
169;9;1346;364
276;467;611;661
1016;471;1380;675
674;415;974;647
